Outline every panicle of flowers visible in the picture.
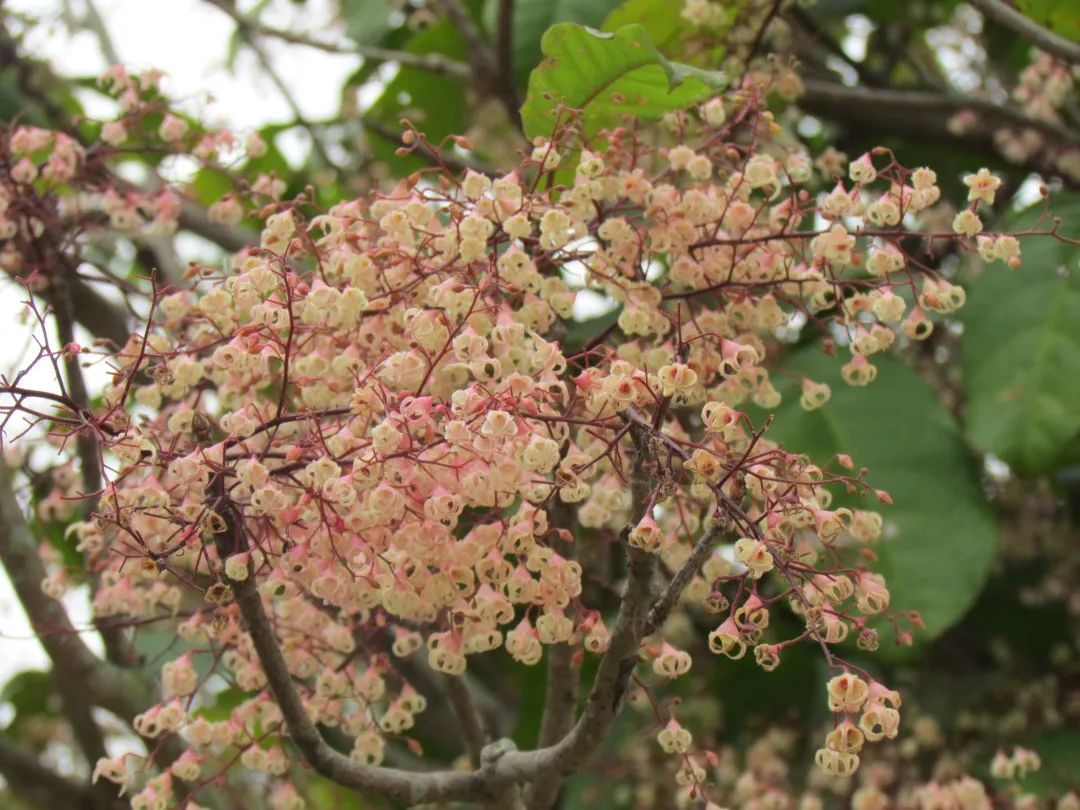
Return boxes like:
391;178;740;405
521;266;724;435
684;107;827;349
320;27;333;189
4;59;1066;806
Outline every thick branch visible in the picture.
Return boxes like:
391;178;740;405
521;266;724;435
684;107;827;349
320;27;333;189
45;266;101;496
495;0;521;125
0;465;156;723
79;0;122;66
178;202;257;253
224;417;720;802
0;466;199;801
227;570;490;804
527;500;580;810
799;78;1079;147
47;277;130;349
0;735;121;810
53;672;109;766
525;643;577;810
968;0;1080;65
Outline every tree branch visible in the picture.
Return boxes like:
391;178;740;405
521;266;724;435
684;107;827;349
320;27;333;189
0;466;156;723
0;465;198;795
784;7;887;87
226;570;490;804
527;500;580;810
218;15;338;172
77;0;122;66
53;672;109;766
644;524;724;638
0;735;121;810
525;643;577;810
222;416;722;802
800;78;1079;146
439;0;522;130
968;0;1080;65
178;202;257;253
202;0;473;79
495;0;521;126
797;78;1080;187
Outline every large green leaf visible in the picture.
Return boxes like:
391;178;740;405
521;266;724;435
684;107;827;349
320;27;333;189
1018;730;1080;795
766;350;997;643
485;0;625;89
602;0;695;51
364;10;479;174
1014;0;1080;42
519;23;727;140
962;194;1080;476
366;21;468;138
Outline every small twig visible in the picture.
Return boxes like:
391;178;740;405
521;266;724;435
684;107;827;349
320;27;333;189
444;675;488;766
361;116;498;177
204;0;339;170
644;524;724;637
439;0;522;130
203;0;473;78
746;0;784;63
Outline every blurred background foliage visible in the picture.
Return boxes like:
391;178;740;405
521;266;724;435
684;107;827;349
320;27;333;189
0;0;1078;806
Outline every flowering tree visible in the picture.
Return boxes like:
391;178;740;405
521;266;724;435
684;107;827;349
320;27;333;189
0;2;1079;809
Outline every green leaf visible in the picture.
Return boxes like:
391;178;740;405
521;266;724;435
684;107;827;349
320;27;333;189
190;167;233;207
1018;730;1080;795
340;0;396;46
602;0;694;51
485;0;625;88
562;306;621;352
519;22;727;140
364;11;479;174
194;687;253;722
1;670;58;734
961;194;1080;476
1014;0;1080;42
306;773;393;810
765;350;997;643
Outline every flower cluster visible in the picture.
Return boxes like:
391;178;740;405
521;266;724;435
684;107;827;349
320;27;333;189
3;61;1060;806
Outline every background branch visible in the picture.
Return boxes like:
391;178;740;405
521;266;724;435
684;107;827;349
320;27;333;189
967;0;1080;64
0;464;193;778
202;0;472;78
443;674;488;766
439;0;522;129
226;568;490;804
0;735;121;810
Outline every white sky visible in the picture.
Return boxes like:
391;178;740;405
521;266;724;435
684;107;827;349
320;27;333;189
0;0;359;683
